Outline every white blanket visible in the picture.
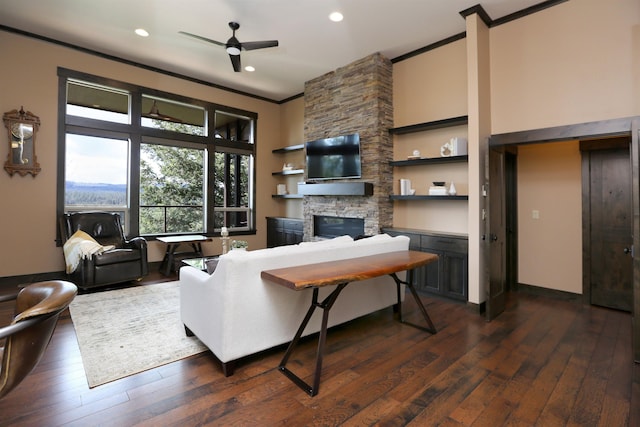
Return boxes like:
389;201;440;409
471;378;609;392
63;230;114;274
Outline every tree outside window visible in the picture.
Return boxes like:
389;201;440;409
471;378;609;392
139;143;204;234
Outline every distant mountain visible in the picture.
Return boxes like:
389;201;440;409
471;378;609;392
65;181;127;206
65;181;127;192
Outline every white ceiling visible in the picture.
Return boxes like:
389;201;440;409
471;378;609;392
0;0;547;102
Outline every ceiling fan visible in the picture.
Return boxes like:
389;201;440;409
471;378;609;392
180;22;279;72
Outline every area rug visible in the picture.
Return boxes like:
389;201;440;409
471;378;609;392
69;281;207;388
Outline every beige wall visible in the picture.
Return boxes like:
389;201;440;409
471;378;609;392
517;141;582;293
275;96;305;219
490;0;640;132
393;39;468;126
392;39;469;234
0;31;282;277
465;14;492;305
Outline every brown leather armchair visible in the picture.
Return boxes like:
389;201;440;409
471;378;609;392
60;212;149;290
0;280;77;399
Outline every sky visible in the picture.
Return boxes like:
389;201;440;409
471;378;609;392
65;134;129;185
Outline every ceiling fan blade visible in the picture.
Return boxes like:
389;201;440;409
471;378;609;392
241;40;279;51
229;54;241;72
179;31;225;47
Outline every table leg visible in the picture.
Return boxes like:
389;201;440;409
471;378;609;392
160;243;179;276
390;270;437;334
279;283;347;397
190;242;203;257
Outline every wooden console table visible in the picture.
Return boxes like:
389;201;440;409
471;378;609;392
261;250;438;397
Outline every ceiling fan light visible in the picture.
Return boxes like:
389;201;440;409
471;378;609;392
226;46;241;55
135;28;149;37
329;12;344;22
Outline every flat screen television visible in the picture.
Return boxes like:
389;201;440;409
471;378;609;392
305;133;361;181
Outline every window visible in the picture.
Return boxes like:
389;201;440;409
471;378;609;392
66;80;130;124
140;142;205;234
141;95;206;136
57;68;257;237
213;151;253;229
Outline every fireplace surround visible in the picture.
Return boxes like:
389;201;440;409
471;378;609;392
301;53;393;240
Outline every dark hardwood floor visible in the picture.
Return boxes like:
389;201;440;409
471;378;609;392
1;272;638;426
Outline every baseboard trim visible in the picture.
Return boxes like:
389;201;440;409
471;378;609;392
468;301;484;314
0;271;66;292
0;261;165;292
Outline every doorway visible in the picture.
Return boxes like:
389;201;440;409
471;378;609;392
581;137;633;312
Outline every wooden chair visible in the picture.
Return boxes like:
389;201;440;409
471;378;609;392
0;280;77;399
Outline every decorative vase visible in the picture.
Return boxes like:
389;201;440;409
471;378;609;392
448;182;457;196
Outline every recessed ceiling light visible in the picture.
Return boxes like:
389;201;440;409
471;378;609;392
244;66;255;72
329;12;344;22
135;28;149;37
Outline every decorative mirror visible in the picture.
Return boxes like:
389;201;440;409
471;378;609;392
3;107;41;176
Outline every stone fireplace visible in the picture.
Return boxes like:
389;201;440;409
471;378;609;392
302;53;393;240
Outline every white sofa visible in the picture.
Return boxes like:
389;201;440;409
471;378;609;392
179;233;410;375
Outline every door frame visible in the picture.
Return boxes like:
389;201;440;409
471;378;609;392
489;116;640;362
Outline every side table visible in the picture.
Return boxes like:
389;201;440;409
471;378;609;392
157;235;212;276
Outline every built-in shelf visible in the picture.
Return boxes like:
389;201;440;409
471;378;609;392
272;145;305;198
390;155;468;167
389;195;469;201
298;182;374;196
389;115;468;135
272;194;304;199
272;169;304;176
272;144;304;154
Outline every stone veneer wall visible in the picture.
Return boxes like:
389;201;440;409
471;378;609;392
302;53;393;239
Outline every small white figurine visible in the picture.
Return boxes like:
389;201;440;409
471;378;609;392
221;226;230;254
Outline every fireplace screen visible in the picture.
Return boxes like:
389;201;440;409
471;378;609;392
313;215;365;239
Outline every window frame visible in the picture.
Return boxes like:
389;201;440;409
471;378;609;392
56;67;257;241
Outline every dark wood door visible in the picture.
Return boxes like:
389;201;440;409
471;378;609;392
487;147;507;321
632;119;640;362
587;144;633;311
